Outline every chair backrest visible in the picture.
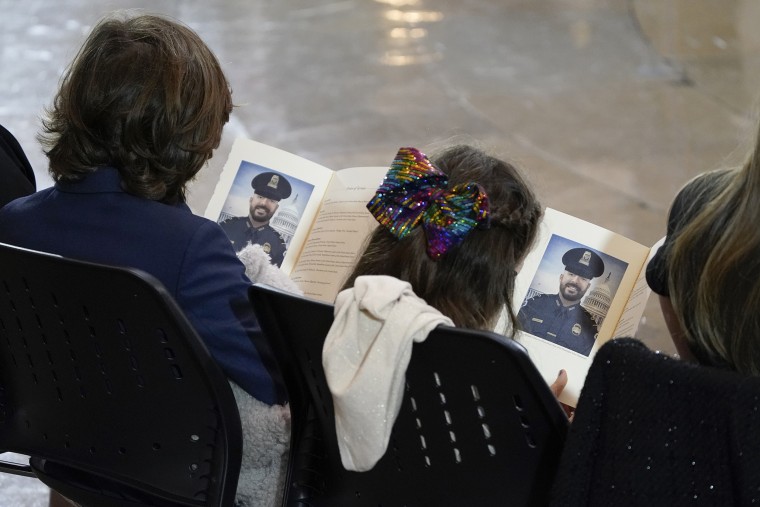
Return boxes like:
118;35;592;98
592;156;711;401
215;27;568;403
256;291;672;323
0;242;242;507
249;283;568;507
550;337;760;507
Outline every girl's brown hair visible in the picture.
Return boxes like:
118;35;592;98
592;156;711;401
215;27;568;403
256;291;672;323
343;144;542;331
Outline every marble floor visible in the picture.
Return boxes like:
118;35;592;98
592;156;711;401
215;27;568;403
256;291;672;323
2;0;760;502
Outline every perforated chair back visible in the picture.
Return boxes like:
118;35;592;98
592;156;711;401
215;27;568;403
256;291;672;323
249;283;568;507
0;242;242;507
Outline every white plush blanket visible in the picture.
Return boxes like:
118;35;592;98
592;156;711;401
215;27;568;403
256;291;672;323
234;244;303;506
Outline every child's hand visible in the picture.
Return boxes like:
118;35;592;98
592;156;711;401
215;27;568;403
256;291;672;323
550;369;575;421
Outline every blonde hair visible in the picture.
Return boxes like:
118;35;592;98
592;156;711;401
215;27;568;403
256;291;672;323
667;135;760;374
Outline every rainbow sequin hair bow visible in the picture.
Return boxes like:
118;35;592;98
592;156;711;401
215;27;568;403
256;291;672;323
367;147;490;259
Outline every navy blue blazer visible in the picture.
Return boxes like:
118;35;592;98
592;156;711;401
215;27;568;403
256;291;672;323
0;167;278;404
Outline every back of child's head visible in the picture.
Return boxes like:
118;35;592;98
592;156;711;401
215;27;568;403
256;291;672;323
41;12;233;204
343;144;542;331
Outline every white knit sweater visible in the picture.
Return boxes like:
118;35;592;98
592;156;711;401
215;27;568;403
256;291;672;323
323;275;453;472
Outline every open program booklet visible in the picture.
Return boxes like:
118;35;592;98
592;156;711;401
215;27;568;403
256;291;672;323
504;208;663;407
204;138;387;302
207;139;661;407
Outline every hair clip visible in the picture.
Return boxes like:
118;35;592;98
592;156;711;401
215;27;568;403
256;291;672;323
367;147;490;259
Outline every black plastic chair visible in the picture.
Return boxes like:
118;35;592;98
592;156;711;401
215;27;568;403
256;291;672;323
0;242;242;507
249;283;568;507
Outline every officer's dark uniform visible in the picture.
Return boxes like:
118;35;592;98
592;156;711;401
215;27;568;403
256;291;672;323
220;217;288;265
220;171;292;268
518;247;605;356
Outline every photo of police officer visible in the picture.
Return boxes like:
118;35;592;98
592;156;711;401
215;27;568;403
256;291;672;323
219;171;292;267
518;246;605;356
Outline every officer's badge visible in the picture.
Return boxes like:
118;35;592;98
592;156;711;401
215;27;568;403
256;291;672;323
572;323;581;336
268;175;279;189
580;251;591;266
262;242;272;254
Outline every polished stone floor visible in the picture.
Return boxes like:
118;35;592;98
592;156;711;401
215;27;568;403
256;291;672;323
3;0;760;362
2;0;759;502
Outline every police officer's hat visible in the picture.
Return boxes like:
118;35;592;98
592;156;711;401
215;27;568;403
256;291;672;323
251;171;292;201
562;247;604;279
